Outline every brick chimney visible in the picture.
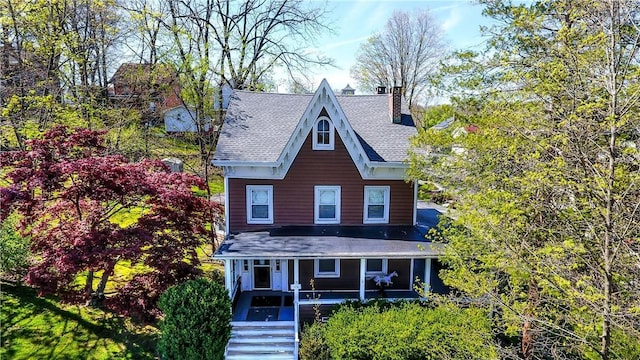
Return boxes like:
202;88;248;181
376;86;386;94
391;86;402;124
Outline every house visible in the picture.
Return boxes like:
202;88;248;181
213;80;447;359
163;105;211;133
109;63;232;133
108;63;180;125
1;44;57;101
163;84;231;133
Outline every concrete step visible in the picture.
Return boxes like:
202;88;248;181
227;341;294;351
231;321;295;327
226;352;294;360
231;328;295;337
226;321;296;360
230;336;294;344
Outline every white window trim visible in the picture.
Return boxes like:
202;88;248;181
314;185;341;224
314;259;340;278
363;186;390;224
365;258;388;276
246;185;274;224
312;116;335;150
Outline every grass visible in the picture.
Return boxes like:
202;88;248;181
1;281;158;360
2;126;226;359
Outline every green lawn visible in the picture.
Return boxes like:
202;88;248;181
1;282;158;360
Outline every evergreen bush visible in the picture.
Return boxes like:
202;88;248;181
157;278;231;360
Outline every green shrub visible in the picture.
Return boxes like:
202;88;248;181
323;302;498;360
157;278;232;360
0;216;30;278
299;322;331;360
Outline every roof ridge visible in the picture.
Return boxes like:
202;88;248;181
233;90;313;96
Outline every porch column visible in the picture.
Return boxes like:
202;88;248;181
359;258;366;301
293;258;300;360
224;259;233;296
424;258;432;296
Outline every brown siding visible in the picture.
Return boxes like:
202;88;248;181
388;259;412;289
228;131;414;231
298;259;360;291
300;304;335;326
288;259;360;291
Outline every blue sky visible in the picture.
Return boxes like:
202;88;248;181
288;0;493;93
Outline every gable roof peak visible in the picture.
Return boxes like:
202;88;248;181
214;80;416;179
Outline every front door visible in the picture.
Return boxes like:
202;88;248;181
253;259;271;289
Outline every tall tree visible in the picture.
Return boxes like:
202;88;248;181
0;126;222;318
350;10;445;107
410;1;640;359
1;0;123;144
124;0;333;180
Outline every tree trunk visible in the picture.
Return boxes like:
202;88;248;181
96;263;115;299
522;277;538;360
85;270;94;297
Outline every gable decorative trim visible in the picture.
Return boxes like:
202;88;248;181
215;79;408;180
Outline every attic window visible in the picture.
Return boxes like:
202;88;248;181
313;117;334;150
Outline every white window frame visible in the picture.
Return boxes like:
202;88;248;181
365;258;388;276
312;117;334;150
246;185;274;224
314;259;340;278
363;186;390;224
314;185;341;224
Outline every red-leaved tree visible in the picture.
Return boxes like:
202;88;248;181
0;126;222;319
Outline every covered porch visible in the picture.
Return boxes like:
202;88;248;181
231;288;435;323
217;224;446;313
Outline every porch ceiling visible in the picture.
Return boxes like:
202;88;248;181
215;225;444;259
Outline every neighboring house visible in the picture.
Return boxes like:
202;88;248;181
109;63;232;133
163;84;231;133
108;63;180;125
431;117;479;155
163;105;210;133
1;44;57;102
213;80;447;359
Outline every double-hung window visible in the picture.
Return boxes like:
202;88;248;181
364;186;390;223
314;259;340;278
246;185;273;224
365;258;388;275
315;186;341;224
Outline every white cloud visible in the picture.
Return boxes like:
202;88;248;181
440;7;462;31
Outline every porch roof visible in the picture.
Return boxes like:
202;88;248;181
216;208;445;259
215;231;443;258
216;230;443;259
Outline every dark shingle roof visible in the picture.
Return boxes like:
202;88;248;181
214;90;416;163
216;208;443;258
